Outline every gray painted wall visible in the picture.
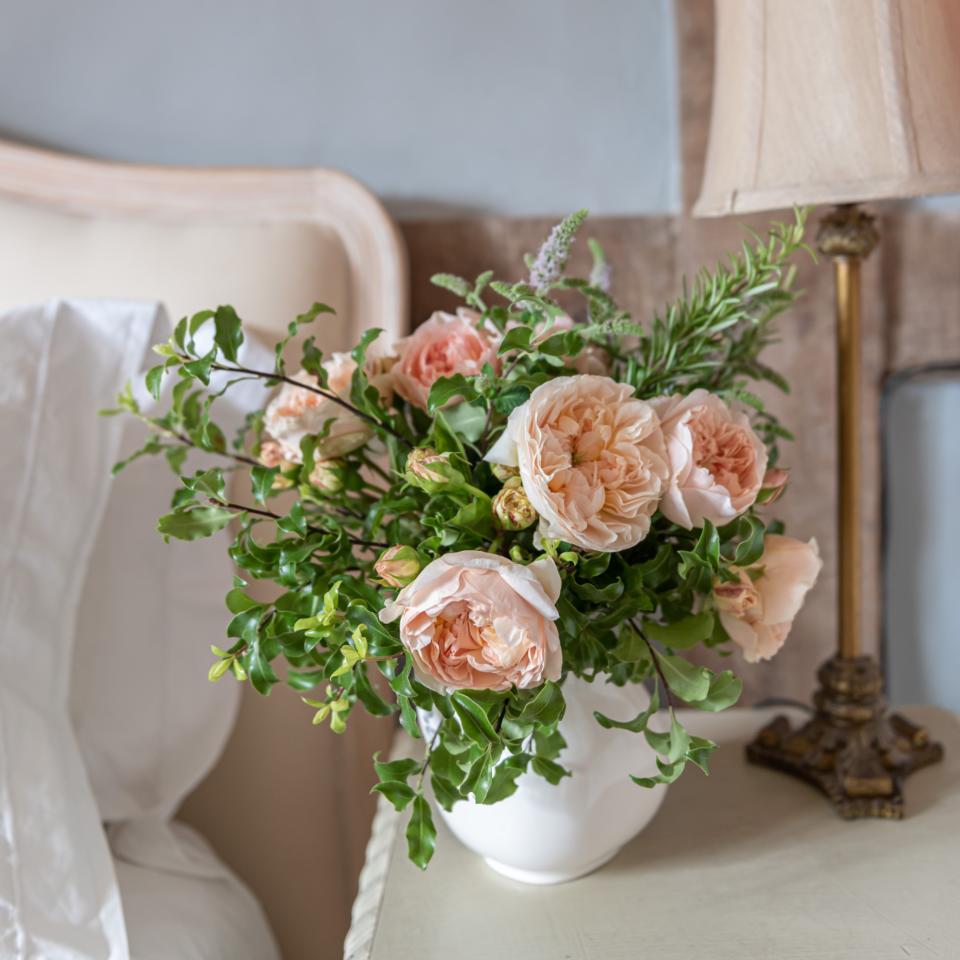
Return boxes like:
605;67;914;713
0;0;679;219
884;371;960;712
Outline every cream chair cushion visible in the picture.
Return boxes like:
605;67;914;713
0;194;351;346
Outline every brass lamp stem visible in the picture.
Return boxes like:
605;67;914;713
817;204;878;659
834;254;863;658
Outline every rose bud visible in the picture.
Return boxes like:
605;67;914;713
493;476;537;531
405;447;466;494
759;468;789;505
309;458;345;494
375;545;421;588
490;462;520;482
258;438;296;489
258;438;285;468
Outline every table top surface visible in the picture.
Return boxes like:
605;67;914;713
344;706;959;960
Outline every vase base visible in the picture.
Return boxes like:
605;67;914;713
483;848;621;885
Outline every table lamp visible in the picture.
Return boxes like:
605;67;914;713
694;0;960;817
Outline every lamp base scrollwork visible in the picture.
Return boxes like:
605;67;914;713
746;655;944;819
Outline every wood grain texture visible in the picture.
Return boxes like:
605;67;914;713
351;707;960;960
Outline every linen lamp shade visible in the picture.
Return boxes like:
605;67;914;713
694;0;960;216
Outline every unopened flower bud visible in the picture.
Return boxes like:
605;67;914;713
759;468;789;505
375;545;421;588
258;438;296;489
490;462;519;482
258;439;285;469
405;447;465;493
493;476;537;531
309;458;344;494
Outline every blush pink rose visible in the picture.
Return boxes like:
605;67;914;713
650;389;768;530
485;375;669;552
379;551;562;692
264;354;371;461
715;534;822;662
392;308;500;410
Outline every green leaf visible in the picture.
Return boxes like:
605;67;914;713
531;756;570;785
644;612;715;650
497;325;533;355
461;749;495;802
428;374;478;411
654;651;712;703
405;795;437;870
493;383;530;415
694;670;743;712
515;681;565;726
484;755;530;804
157;506;235;541
694;519;721;567
251;465;278;505
430;272;470;297
248;645;279;696
442;401;487;443
225;587;259;614
213;305;244;363
734;514;765;567
610;625;651;665
450;692;498;744
594;686;660;733
182;347;216;385
666;709;690;763
354;668;393;717
145;364;166;400
686;735;717;774
373;756;421;783
571;578;624;603
277;501;307;536
164;446;188;475
188;467;227;502
208;659;231;681
373;780;416;811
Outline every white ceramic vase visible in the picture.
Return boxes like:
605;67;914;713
425;675;668;885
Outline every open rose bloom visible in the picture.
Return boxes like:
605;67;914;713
126;210;819;868
486;375;669;551
391;308;500;410
380;552;562;691
714;535;823;662
651;389;767;530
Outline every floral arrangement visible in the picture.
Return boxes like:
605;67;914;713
109;210;821;869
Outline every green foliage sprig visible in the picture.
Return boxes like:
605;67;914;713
107;210;811;869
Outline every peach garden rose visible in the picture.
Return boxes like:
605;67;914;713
263;354;372;462
391;308;500;410
379;551;562;692
485;374;669;552
714;534;822;662
650;388;767;530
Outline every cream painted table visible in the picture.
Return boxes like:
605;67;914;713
344;707;959;960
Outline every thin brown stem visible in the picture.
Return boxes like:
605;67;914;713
211;498;388;548
631;619;675;711
174;429;260;467
197;358;410;446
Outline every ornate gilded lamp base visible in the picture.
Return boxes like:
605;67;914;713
746;655;944;819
